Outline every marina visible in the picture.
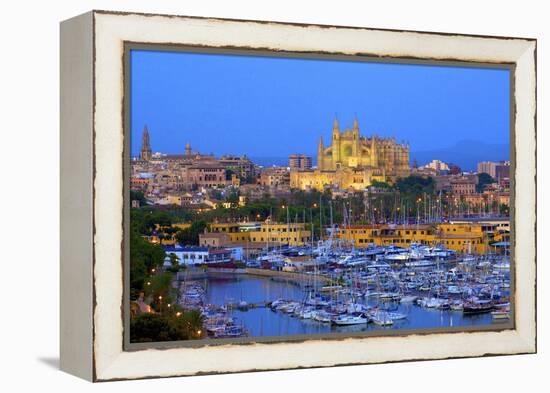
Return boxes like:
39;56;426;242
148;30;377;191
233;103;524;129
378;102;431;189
176;243;511;339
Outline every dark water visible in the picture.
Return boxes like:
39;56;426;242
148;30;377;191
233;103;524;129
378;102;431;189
203;275;494;338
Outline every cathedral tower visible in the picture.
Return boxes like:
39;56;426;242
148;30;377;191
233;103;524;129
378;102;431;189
352;116;360;156
139;125;152;161
317;134;324;170
332;116;341;165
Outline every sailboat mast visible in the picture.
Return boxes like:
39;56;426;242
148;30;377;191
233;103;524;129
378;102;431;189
319;194;323;242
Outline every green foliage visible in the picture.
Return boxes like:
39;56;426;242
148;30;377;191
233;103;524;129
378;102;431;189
129;228;166;299
130;313;181;343
130;208;174;234
167;252;180;268
175;220;207;245
180;309;205;338
147;272;173;297
208;189;223;201
370;180;392;189
395;175;435;195
225;168;235;181
130;310;205;342
130;190;147;206
477;172;495;192
225;189;240;206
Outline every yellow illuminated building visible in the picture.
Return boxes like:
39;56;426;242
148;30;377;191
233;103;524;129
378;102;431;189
249;222;311;245
208;222;311;246
291;117;410;191
337;222;505;254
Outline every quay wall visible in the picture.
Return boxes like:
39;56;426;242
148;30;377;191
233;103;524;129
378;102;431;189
176;268;246;281
245;268;332;285
176;267;332;285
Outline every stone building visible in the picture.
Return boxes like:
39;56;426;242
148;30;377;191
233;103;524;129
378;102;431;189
259;167;290;188
450;175;478;195
291;117;410;190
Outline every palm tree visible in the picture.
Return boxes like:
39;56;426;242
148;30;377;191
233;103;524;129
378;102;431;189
182;309;205;339
168;252;180;270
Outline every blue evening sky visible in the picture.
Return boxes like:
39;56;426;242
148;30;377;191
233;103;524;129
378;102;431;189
130;49;510;166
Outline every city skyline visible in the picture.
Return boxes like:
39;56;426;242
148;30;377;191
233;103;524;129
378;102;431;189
130;49;510;170
134;123;510;171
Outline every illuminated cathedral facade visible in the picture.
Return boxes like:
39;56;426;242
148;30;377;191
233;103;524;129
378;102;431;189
290;117;410;191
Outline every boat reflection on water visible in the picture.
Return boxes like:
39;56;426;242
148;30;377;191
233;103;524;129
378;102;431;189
199;273;500;338
179;239;511;339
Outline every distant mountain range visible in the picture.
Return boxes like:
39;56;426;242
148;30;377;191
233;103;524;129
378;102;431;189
411;140;510;172
250;140;510;172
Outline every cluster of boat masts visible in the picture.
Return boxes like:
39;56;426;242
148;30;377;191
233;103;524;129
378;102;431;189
252;240;510;270
267;288;510;327
258;240;511;326
179;240;511;336
179;282;249;338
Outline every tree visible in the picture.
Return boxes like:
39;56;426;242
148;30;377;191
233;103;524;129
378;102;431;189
175;220;207;245
395;175;435;195
129;228;166;299
225;189;240;208
225;168;235;181
477;172;495;192
167;252;180;270
146;272;177;312
130;313;180;343
180;309;205;339
370;180;392;189
130;190;147;206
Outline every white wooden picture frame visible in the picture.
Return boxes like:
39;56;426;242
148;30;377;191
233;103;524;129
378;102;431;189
60;10;536;381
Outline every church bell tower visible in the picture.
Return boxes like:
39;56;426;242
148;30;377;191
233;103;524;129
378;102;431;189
139;125;152;161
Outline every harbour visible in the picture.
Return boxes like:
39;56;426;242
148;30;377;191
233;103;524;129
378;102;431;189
176;245;510;339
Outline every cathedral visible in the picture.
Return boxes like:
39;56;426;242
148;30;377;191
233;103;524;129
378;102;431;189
290;117;410;191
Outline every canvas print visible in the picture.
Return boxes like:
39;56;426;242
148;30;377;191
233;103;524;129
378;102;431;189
127;48;512;344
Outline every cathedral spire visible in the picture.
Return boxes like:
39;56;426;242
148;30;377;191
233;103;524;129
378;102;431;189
333;115;340;131
317;134;325;171
353;115;359;131
140;125;152;161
